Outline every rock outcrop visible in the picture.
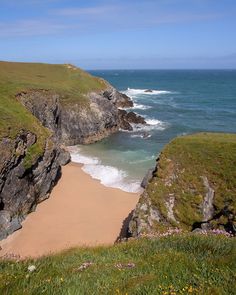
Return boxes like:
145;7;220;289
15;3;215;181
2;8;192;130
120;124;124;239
17;88;146;144
129;133;236;237
0;131;70;240
103;88;133;108
118;110;146;131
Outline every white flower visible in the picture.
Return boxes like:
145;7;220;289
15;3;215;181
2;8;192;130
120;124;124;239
28;265;36;272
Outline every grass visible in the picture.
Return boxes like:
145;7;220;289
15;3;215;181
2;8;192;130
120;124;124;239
145;132;236;231
0;234;235;295
0;61;107;166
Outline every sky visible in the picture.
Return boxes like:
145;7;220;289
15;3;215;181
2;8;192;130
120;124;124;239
0;0;236;69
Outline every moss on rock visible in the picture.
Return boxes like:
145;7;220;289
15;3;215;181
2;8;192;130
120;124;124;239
130;133;236;235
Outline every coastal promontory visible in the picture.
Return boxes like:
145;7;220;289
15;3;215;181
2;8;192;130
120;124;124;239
129;132;236;236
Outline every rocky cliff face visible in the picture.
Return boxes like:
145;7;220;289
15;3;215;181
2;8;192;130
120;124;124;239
129;133;236;237
17;87;145;145
0;131;70;240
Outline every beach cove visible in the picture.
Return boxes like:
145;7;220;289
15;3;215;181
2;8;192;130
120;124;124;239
0;163;139;259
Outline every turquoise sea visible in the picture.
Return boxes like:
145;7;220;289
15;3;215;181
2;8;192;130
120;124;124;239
70;70;236;192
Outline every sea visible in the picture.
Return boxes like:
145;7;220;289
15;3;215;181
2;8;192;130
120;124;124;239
70;70;236;193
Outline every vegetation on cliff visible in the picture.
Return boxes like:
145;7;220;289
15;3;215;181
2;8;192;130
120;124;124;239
130;133;236;235
0;61;107;157
0;61;111;239
0;234;235;294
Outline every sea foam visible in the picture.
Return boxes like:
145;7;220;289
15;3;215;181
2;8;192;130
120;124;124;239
123;88;172;98
132;103;152;110
118;103;151;111
130;117;168;132
68;146;141;193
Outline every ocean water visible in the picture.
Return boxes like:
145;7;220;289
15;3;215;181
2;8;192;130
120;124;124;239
70;70;236;192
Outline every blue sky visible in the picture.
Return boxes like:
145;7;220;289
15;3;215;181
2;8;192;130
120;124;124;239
0;0;236;69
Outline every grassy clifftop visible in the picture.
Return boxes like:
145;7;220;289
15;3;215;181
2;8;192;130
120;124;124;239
0;234;235;294
145;132;236;231
0;61;107;139
0;61;107;166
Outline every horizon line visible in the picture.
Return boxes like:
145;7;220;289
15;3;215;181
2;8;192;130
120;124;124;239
87;68;236;71
1;60;236;71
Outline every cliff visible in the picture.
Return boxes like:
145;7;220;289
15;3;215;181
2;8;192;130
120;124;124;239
0;132;70;240
0;61;144;239
129;133;236;236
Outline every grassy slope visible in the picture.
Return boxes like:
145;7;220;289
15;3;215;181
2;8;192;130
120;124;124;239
146;132;236;230
0;235;235;295
0;61;107;166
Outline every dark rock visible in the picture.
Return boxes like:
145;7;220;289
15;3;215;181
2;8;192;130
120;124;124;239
17;90;121;145
118;110;133;131
125;112;146;124
57;149;71;166
104;89;133;108
60;92;120;145
0;131;68;240
118;110;146;131
141;168;155;188
144;89;153;93
16;91;62;139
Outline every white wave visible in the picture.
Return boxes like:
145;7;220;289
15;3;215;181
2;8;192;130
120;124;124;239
68;146;100;165
131;117;168;131
82;164;141;193
118;102;151;111
145;118;163;125
71;153;100;165
130;134;152;139
67;146;141;193
132;103;152;110
132;124;166;132
123;88;172;98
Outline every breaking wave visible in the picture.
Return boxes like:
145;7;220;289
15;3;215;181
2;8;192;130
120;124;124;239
123;88;172;98
68;146;142;193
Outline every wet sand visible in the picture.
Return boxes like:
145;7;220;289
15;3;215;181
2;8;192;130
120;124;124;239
0;163;139;259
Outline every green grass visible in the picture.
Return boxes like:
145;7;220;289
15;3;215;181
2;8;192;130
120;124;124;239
0;235;235;295
0;61;107;166
146;132;236;231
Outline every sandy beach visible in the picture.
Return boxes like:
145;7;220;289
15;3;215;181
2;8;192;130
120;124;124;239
0;163;139;259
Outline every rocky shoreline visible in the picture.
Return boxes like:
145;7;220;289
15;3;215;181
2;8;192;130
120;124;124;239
0;73;147;240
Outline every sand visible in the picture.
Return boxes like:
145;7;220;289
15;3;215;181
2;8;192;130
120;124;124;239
0;163;140;259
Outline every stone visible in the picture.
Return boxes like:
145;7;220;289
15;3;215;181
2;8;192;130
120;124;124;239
118;110;146;131
141;168;155;188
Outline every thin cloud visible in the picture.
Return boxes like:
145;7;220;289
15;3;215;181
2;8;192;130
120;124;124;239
0;20;74;37
54;5;118;16
53;3;224;25
0;2;227;38
150;12;224;25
